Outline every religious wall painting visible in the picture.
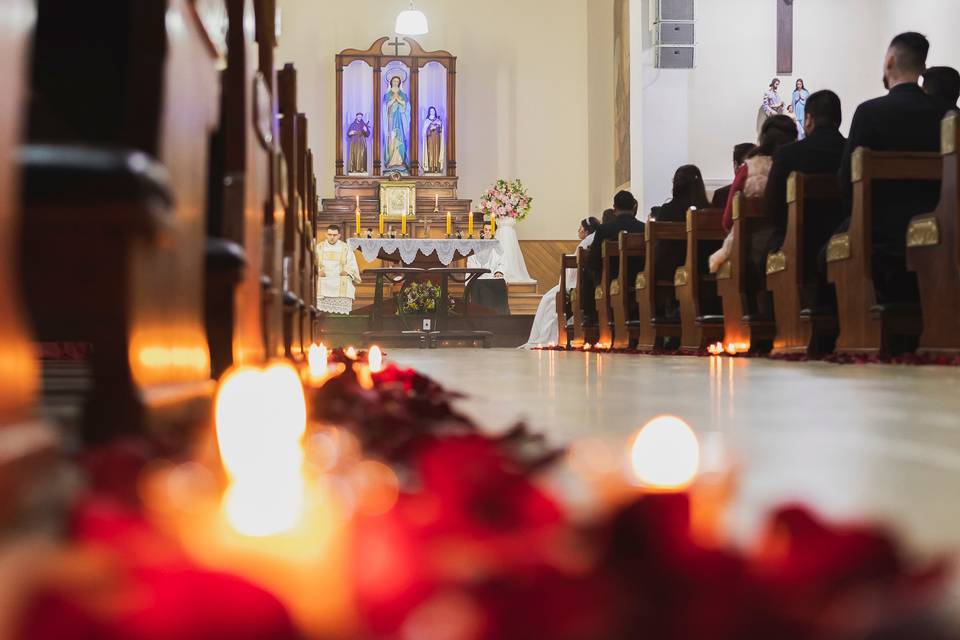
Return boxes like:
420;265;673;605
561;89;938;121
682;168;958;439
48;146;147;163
419;60;447;175
382;62;412;175
614;0;631;190
342;59;374;175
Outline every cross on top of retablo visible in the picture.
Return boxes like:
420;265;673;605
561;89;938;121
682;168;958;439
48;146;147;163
386;37;409;57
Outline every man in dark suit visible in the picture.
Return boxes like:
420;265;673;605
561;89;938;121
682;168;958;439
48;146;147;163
711;142;756;208
582;191;644;322
828;32;949;303
759;90;846;308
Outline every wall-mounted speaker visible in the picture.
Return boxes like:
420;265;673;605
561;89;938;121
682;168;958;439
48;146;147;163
658;0;694;22
656;47;695;69
656;22;695;46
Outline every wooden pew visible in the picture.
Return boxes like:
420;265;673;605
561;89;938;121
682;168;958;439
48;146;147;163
611;231;644;349
254;0;285;358
716;195;774;352
675;208;725;353
204;0;272;377
277;64;304;360
556;253;577;348
570;247;598;348
22;0;219;444
907;113;960;356
826;148;942;356
0;0;59;531
594;239;618;348
766;173;843;357
635;222;685;351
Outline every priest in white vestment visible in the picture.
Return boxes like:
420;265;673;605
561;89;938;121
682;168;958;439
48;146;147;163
316;224;362;315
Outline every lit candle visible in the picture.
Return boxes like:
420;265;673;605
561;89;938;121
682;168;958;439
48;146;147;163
629;415;700;491
356;195;360;209
446;211;452;236
355;210;361;236
401;211;407;237
345;346;357;360
490;215;497;238
378;213;384;237
307;343;329;384
434;194;439;210
368;345;384;373
467;213;474;238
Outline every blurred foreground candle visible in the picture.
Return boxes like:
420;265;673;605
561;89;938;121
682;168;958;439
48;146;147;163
629;415;699;491
345;346;358;360
368;345;384;373
147;361;358;636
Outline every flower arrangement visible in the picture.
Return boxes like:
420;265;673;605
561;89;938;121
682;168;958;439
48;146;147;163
397;281;455;315
479;178;533;221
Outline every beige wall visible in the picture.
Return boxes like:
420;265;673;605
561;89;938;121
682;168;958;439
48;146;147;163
277;0;615;240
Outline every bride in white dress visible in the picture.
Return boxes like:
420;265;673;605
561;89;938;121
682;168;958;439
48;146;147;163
521;218;601;349
494;215;536;283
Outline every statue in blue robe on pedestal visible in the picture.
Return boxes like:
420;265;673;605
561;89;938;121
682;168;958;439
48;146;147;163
383;76;410;174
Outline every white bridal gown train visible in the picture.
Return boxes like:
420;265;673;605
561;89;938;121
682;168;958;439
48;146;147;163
495;217;535;283
521;232;594;349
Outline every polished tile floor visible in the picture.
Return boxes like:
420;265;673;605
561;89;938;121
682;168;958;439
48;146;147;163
391;349;960;557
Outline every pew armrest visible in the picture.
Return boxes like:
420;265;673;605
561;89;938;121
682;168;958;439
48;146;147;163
21;144;172;237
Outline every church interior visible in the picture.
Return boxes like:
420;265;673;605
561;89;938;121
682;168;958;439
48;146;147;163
3;0;960;638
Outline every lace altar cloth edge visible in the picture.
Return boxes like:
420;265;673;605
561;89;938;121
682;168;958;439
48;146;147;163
347;238;500;266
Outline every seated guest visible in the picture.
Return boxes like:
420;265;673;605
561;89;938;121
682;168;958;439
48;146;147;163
712;143;756;208
760;90;846;308
651;165;711;318
709;115;798;273
828;32;950;303
650;165;711;222
522;217;603;348
585;191;644;321
764;90;847;252
922;65;960;111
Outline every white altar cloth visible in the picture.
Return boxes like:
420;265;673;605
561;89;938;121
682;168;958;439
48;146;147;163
348;238;500;267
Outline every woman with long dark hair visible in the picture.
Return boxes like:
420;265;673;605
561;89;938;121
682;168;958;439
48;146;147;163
650;165;711;222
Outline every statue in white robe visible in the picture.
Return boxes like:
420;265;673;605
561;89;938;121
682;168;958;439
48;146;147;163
316;226;361;315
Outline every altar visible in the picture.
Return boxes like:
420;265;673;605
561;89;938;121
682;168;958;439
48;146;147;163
319;37;475;234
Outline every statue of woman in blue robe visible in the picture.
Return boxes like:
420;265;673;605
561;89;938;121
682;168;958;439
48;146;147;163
383;76;410;174
792;78;810;140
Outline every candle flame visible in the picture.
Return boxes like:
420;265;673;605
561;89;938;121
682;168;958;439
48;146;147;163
583;343;592;351
307;343;329;382
368;345;384;373
629;415;700;491
345;346;358;360
215;362;307;536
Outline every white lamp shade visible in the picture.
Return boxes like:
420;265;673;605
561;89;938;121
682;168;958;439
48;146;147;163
395;9;428;35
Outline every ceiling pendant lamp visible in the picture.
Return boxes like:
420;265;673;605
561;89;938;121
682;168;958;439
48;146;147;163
395;0;428;36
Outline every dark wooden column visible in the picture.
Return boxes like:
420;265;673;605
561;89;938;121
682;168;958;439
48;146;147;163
373;64;382;176
776;0;793;75
409;60;420;176
446;60;456;177
335;61;344;176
